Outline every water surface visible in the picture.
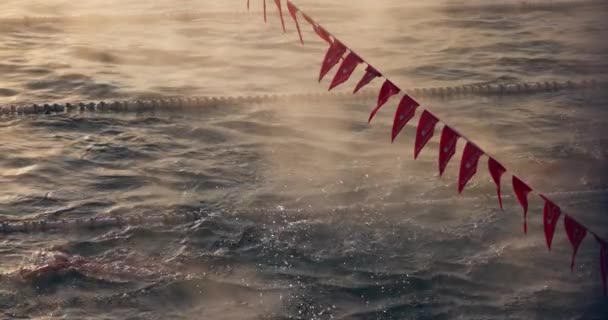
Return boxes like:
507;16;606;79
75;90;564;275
1;1;607;319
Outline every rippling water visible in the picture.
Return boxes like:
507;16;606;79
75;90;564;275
1;1;608;319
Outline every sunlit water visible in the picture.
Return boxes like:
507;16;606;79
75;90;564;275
1;1;607;319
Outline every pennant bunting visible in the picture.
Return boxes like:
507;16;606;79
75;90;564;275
512;176;533;234
458;142;484;193
438;126;460;176
368;80;400;123
391;95;419;142
488;158;506;209
540;195;562;251
286;1;303;44
319;40;346;82
250;3;608;295
274;0;286;32
354;65;381;94
564;215;587;272
414;110;439;159
329;52;362;91
598;236;607;295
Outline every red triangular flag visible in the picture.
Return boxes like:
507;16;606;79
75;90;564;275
488;158;506;209
354;65;381;94
368;80;400;123
274;0;286;32
314;25;332;44
438;126;460;176
512;176;533;234
302;13;332;44
458;142;484;193
319;40;346;82
598;236;607;295
264;0;267;23
391;95;419;142
540;195;562;251
414;110;439;159
286;1;303;45
329;52;362;91
564;215;587;272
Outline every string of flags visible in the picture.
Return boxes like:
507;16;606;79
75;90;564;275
247;0;607;295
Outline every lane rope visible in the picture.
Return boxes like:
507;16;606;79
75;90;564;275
1;79;602;117
2;188;607;234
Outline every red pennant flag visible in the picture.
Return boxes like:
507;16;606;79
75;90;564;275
314;25;332;44
274;0;286;32
286;1;303;45
354;65;381;94
438;126;460;176
264;0;267;23
539;195;562;251
458;142;484;193
512;176;533;234
598;236;607;295
564;215;587;272
414;110;439;159
368;80;400;123
329;52;362;91
302;13;332;44
391;95;419;142
319;41;346;82
488;158;506;209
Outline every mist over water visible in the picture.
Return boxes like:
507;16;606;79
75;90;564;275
1;0;608;319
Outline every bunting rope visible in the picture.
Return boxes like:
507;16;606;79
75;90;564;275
0;78;602;118
251;0;608;295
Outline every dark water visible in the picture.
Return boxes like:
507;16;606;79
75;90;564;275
1;1;608;319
